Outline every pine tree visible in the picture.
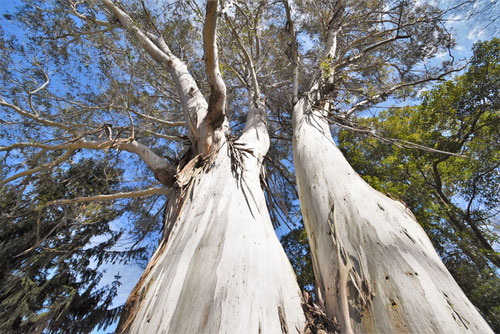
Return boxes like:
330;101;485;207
0;158;146;333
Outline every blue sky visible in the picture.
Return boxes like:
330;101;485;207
0;1;498;333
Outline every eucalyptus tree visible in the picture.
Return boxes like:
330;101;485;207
2;0;306;333
0;0;494;333
282;38;500;331
283;0;493;333
338;38;500;330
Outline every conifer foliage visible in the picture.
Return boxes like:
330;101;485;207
0;159;145;333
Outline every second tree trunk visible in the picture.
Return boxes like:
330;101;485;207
292;99;492;334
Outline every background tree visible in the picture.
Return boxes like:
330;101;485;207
280;225;315;292
0;158;149;333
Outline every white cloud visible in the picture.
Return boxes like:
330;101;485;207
435;51;448;59
468;26;486;42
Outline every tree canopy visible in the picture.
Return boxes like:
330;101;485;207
0;0;498;333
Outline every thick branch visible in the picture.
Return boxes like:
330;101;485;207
225;16;260;94
42;186;170;209
226;13;269;159
283;0;299;104
14;186;168;257
1;139;177;187
203;0;227;129
100;0;173;66
237;90;270;160
118;140;176;187
100;0;208;152
335;34;409;72
307;1;344;93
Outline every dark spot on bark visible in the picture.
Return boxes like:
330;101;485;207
385;276;390;280
414;272;418;276
188;87;195;98
139;287;146;303
339;246;348;266
349;255;361;275
154;167;176;187
401;228;416;244
406;272;413;276
377;203;385;211
389;298;397;307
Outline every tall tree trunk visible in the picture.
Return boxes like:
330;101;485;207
116;146;306;334
292;99;493;334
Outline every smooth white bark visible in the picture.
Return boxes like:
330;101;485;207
116;149;305;334
292;99;493;334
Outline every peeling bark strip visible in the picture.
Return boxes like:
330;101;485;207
278;305;288;334
116;149;305;333
302;291;339;334
292;99;493;333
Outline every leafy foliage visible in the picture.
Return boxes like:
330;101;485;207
280;225;315;292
